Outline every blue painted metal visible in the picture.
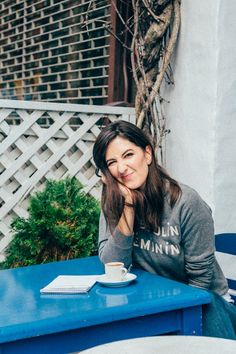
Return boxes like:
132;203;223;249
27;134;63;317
215;233;236;302
215;233;236;255
0;256;211;353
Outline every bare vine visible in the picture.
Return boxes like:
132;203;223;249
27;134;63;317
85;0;181;162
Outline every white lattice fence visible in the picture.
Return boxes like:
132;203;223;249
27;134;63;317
0;99;135;261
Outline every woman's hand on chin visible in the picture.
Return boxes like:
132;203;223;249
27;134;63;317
101;173;134;205
118;183;134;205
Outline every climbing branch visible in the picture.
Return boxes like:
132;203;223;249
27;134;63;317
86;0;181;162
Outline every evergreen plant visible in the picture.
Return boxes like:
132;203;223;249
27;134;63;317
1;177;100;269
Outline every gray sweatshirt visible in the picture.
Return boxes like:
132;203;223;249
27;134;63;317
98;183;228;296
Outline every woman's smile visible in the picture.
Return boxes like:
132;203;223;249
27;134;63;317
120;172;134;182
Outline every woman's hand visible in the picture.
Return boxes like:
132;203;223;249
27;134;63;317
101;173;135;234
118;183;134;205
101;173;134;204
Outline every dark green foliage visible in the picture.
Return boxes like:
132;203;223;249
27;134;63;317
1;177;100;269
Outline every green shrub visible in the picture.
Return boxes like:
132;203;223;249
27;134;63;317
1;177;100;269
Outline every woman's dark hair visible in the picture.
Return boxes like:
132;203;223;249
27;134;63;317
93;120;181;232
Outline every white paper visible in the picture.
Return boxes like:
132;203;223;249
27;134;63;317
40;275;99;294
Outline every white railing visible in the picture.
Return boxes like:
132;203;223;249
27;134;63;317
0;99;135;261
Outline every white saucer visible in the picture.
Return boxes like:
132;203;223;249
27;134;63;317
97;273;137;287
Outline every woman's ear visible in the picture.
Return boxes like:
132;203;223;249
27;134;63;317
145;145;152;165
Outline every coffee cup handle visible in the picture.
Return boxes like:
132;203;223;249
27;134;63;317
121;267;128;278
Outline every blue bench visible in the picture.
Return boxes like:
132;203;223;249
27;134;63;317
215;233;236;303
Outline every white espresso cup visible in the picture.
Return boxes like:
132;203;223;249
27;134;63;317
105;262;128;281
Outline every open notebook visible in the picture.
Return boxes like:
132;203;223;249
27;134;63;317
40;275;99;294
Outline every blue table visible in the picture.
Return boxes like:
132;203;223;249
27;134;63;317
0;256;211;354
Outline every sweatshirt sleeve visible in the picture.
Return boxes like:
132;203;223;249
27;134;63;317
180;190;215;290
98;212;134;268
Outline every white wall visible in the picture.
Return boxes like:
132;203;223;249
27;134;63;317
214;1;236;232
163;0;236;233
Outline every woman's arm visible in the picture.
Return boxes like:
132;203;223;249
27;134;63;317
180;190;215;289
98;178;135;267
116;203;135;235
98;211;134;268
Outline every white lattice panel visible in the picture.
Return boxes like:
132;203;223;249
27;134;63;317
0;99;135;260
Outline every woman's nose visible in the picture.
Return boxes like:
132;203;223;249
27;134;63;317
117;162;127;175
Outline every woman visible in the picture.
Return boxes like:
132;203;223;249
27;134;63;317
93;120;236;339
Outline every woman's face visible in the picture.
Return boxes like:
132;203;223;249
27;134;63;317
105;136;152;189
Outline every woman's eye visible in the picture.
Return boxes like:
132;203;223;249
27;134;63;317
124;153;133;158
107;161;115;167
